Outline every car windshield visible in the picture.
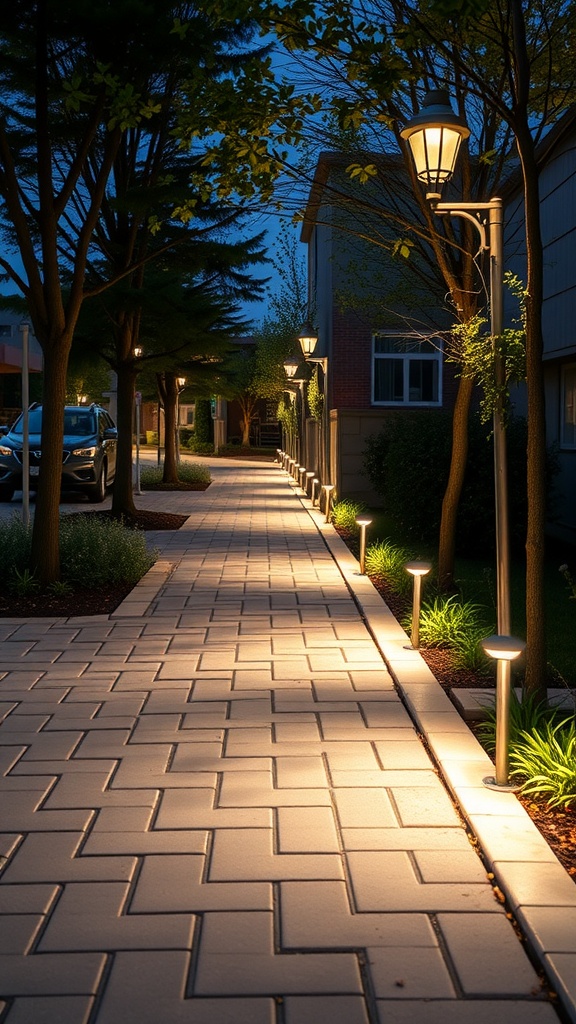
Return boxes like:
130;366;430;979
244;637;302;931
11;409;96;436
63;411;95;435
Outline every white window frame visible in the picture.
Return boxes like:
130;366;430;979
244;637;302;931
372;333;443;407
560;362;576;450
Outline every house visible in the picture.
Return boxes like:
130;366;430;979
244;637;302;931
299;152;460;502
0;311;43;424
504;109;576;545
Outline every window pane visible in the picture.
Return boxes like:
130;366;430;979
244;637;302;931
375;335;437;354
374;336;397;354
409;359;439;403
375;358;404;401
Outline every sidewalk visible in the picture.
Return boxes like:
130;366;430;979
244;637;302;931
0;457;574;1024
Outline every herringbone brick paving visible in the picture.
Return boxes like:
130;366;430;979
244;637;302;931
0;460;560;1023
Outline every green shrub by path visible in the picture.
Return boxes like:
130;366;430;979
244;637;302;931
0;515;32;582
331;499;367;531
185;438;214;455
193;399;212;445
363;413;557;556
58;515;155;587
140;463;211;488
0;514;155;592
364;539;415;598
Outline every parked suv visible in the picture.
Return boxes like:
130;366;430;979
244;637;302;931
0;403;117;503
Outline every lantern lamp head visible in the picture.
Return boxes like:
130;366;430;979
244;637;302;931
298;320;319;357
400;90;470;199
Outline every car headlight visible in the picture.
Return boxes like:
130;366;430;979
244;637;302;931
0;445;13;456
72;446;97;457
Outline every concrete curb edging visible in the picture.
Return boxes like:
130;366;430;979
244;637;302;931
295;487;576;1022
110;560;175;619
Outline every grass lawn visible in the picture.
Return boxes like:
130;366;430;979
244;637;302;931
362;509;576;687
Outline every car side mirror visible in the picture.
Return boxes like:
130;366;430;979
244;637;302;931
0;425;8;435
103;427;118;440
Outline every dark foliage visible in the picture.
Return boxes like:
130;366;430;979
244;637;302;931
363;412;558;556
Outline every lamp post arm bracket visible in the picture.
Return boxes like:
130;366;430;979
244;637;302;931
306;356;328;372
431;198;503;257
434;206;488;254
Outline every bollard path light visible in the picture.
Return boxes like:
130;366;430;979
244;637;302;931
299;465;307;490
306;470;315;496
480;634;526;790
322;483;335;523
404;561;432;649
312;478;320;506
355;514;373;575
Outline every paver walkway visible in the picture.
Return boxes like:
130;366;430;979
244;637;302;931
0;458;572;1023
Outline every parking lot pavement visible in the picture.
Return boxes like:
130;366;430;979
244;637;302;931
0;457;573;1024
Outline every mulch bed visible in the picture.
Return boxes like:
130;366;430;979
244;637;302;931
0;581;136;619
0;509;186;619
63;509;189;531
142;482;210;491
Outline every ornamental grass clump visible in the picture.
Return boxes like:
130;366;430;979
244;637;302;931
59;515;155;586
364;538;414;598
510;717;576;809
331;499;367;531
410;594;492;671
476;689;562;754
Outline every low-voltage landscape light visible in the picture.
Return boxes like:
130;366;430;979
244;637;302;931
322;483;335;523
404;561;432;649
480;634;526;790
355;515;373;575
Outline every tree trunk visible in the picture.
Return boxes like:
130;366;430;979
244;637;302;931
30;337;71;584
437;374;475;591
162;374;179;484
239;394;258;446
111;362;138;518
241;416;251;446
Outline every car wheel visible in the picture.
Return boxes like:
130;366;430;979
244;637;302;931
86;462;107;503
0;484;15;502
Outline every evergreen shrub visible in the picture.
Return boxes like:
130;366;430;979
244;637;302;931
363;413;555;556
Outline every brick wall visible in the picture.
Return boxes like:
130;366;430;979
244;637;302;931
330;307;463;415
331;310;373;409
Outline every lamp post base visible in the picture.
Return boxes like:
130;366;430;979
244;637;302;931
482;776;521;793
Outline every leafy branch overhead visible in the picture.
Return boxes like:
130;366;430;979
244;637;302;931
450;272;527;421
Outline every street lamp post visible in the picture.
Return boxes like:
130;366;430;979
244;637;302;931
401;90;514;786
176;377;186;462
133;347;143;495
19;323;30;528
297;323;329;487
283;357;302;462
